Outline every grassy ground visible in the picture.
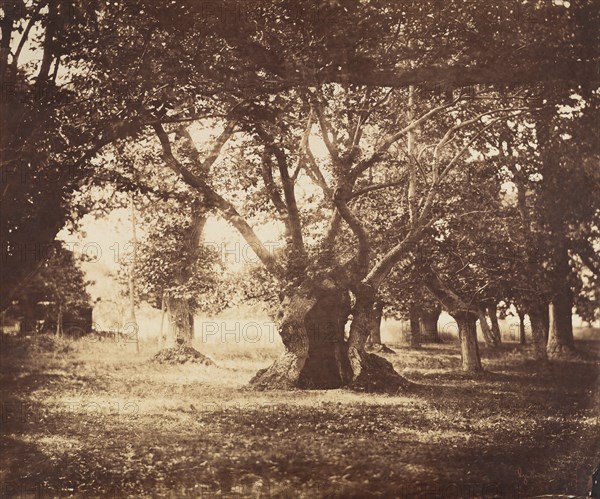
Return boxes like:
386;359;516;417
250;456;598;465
0;331;599;498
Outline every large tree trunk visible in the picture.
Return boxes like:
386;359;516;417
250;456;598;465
251;281;410;392
347;287;412;392
487;303;502;345
528;305;549;361
547;300;575;357
453;311;483;372
251;283;350;389
419;305;441;343
407;303;421;348
164;293;194;348
477;307;498;348
547;232;574;354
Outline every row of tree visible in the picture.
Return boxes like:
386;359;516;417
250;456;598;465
1;0;598;391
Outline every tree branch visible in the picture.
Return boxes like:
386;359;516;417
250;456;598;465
350;96;460;181
333;186;370;278
153;123;284;277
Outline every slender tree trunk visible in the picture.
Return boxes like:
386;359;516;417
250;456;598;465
368;302;384;345
408;303;421;348
366;301;394;354
55;303;62;338
487;303;502;344
453;312;483;372
547;300;575;356
158;293;167;349
528;305;549;361
478;307;497;347
127;193;139;353
517;309;526;345
419;306;441;342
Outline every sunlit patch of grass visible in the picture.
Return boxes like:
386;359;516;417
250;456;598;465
1;330;599;497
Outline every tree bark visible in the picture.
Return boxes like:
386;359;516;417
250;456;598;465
419;305;441;343
347;287;412;392
366;301;394;354
487;303;502;344
55;303;62;338
408;303;421;348
517;309;526;345
547;300;575;357
477;307;498;347
368;302;384;345
541;305;550;344
251;281;410;392
528;305;549;361
164;293;194;348
453;311;483;372
251;281;350;389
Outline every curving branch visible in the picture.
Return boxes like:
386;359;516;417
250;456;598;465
153;123;284;277
350;96;461;181
12;0;47;69
261;152;287;215
333;187;371;278
348;174;407;200
310;98;341;166
257;129;306;259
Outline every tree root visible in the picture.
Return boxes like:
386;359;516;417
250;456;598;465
248;352;305;390
348;353;414;394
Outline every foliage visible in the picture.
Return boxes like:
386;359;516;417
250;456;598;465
9;242;92;326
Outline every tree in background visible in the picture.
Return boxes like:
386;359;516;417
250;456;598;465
9;243;92;336
4;0;596;388
130;196;223;364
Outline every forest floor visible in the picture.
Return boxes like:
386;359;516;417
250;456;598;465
0;330;599;498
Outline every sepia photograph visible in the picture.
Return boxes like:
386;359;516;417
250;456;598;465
1;0;599;497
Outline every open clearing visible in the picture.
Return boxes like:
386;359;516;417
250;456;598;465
1;331;599;498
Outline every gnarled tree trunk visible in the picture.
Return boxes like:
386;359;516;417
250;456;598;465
347;287;412;392
251;281;351;389
453;311;483;372
251;281;410;392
